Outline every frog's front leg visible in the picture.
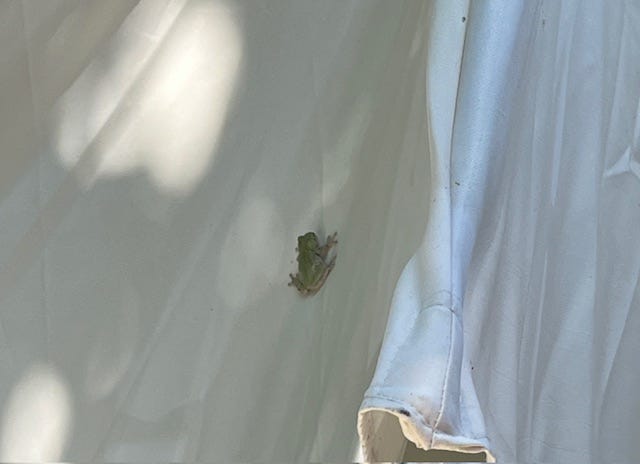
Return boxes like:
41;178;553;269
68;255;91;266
288;273;300;288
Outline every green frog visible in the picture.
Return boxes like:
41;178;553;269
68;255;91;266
288;232;337;296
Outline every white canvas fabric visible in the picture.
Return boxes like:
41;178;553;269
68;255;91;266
0;0;431;461
1;0;639;462
359;0;640;462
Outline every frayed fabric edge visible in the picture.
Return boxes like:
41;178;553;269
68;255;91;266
358;396;495;463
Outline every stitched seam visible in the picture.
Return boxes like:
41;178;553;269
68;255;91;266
430;310;456;448
423;300;462;318
378;288;458;388
373;300;461;436
361;394;489;442
377;299;460;397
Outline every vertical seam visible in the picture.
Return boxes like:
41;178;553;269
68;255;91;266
429;307;456;447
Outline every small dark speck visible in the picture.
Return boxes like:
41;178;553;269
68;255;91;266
455;181;460;186
462;16;466;23
542;19;546;26
398;409;411;417
471;366;474;370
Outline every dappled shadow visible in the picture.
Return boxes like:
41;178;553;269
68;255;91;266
0;0;432;461
1;0;245;459
0;363;72;461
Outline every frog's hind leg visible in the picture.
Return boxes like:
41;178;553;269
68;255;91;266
320;256;337;285
327;255;336;272
306;257;337;296
320;233;338;258
289;274;312;296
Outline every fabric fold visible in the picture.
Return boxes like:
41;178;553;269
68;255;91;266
357;1;533;461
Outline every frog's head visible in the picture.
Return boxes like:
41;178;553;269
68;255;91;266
298;232;319;251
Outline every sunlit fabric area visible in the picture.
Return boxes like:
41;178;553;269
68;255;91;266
0;0;639;462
